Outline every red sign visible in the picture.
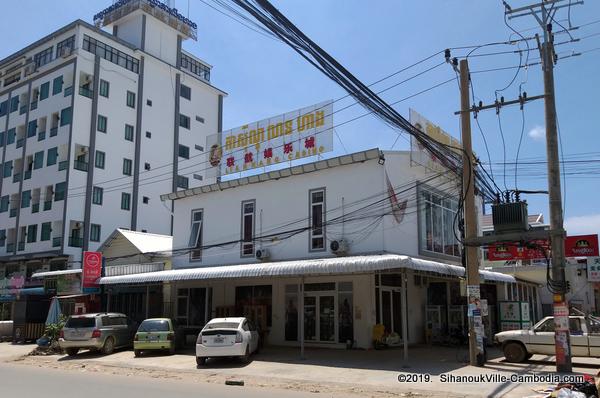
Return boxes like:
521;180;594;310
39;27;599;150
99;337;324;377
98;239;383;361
487;241;549;262
564;235;599;257
82;251;102;291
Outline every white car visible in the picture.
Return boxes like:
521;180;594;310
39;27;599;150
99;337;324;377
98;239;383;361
494;315;600;362
196;317;260;366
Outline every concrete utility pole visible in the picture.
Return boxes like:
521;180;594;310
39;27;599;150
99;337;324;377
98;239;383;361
505;0;582;373
459;59;484;367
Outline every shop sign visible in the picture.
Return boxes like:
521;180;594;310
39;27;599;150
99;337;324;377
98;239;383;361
487;241;548;261
82;251;102;293
588;257;600;282
206;101;334;177
0;275;25;295
564;234;599;257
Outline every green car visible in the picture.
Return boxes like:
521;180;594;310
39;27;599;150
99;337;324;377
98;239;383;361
133;318;181;357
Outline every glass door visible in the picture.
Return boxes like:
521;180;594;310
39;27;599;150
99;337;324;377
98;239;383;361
380;287;403;337
304;296;317;341
304;293;336;342
319;295;335;342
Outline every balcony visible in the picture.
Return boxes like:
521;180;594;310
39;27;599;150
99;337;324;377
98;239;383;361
24;170;31;180
52;237;62;248
6;243;14;253
17;242;25;251
32;203;39;213
9;208;17;218
64;86;73;97
16;138;24;148
68;236;83;248
30;101;38;111
73;160;88;172
50;127;58;137
79;87;93;98
38;131;46;141
58;160;69;171
43;200;52;211
19;105;27;115
12;173;21;183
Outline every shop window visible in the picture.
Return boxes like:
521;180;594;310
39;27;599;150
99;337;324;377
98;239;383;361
284;285;298;341
189;209;203;261
309;188;325;251
240;200;255;257
418;186;460;258
176;287;209;327
235;285;272;330
338;282;353;344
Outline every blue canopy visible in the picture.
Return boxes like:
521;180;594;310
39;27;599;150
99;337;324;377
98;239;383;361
45;297;62;325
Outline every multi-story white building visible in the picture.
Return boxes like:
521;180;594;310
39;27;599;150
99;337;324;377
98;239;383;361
0;1;225;279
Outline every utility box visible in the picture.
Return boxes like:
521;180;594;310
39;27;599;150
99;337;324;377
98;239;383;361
492;202;529;234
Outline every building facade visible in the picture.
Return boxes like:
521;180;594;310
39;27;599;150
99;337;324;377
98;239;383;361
0;1;225;289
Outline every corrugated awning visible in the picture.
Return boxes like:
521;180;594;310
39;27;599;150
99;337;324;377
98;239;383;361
32;269;82;278
98;254;516;285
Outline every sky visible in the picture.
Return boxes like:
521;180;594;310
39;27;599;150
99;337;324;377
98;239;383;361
1;0;599;236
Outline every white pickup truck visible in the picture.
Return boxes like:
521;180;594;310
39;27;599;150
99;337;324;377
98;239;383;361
494;316;600;362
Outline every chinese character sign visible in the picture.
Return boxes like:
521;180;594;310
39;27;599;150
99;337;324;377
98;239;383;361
588;257;600;282
206;101;334;176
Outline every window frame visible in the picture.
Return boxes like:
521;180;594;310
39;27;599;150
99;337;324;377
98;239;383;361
189;209;203;261
122;158;132;176
90;223;101;242
180;84;191;100
126;91;136;108
92;186;103;205
39;82;50;100
240;200;256;257
95;150;105;169
308;188;326;252
52;75;63;95
41;222;52;241
97;115;107;133
121;192;131;211
47;147;58;166
179;114;190;129
99;79;110;98
178;144;190;159
124;124;134;142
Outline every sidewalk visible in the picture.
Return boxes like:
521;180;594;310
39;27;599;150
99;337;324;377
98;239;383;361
3;342;600;397
0;343;36;362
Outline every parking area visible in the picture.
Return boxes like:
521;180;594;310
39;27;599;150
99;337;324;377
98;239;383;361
3;342;600;397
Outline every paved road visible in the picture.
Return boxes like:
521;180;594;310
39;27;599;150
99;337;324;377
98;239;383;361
0;363;335;398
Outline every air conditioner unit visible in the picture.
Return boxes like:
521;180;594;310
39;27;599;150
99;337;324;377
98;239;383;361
24;64;36;76
60;47;72;58
74;222;82;229
81;147;88;154
330;239;348;255
255;248;270;261
85;75;92;83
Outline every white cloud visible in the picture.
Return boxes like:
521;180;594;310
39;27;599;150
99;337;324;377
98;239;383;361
565;214;600;236
528;125;545;141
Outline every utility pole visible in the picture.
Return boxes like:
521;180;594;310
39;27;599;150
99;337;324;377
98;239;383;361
505;0;582;373
459;59;484;367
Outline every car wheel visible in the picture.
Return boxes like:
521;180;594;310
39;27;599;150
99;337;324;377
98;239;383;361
102;337;115;355
503;342;527;363
134;350;141;357
241;346;250;364
196;356;206;367
66;348;79;357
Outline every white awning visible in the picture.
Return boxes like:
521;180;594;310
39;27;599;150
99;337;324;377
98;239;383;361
32;269;82;278
98;254;516;285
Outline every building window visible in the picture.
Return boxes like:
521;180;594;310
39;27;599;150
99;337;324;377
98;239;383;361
34;47;53;68
177;175;188;189
99;79;110;98
121;192;131;210
10;97;19;113
60;107;72;126
40;82;50;100
142;196;149;204
122;158;132;176
189;210;203;260
124;124;134;141
21;190;31;208
309;188;325;251
54;182;66;201
95;150;105;169
418;186;460;257
27;120;37;137
41;222;52;241
56;35;75;57
92;186;103;205
178;144;189;159
97;115;107;133
180;53;211;81
0;101;6;117
3;160;13;178
146;99;152;106
0;196;8;212
196;116;205;124
126;91;136;108
193;174;203;181
90;224;101;242
7;129;15;145
27;224;38;243
47;147;58;166
144;162;151;171
82;35;139;74
0;229;5;247
33;151;44;169
180;84;191;100
145;131;151;138
52;76;63;95
241;200;255;257
179;114;190;129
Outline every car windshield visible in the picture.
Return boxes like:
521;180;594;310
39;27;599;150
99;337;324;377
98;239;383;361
138;320;170;332
205;322;239;330
65;317;95;328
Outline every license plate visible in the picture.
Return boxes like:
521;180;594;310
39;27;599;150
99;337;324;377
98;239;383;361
214;337;224;343
149;335;159;341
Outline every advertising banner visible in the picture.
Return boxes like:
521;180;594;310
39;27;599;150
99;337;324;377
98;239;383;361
82;251;102;293
564;234;599;257
206;101;334;177
487;241;549;261
587;257;600;282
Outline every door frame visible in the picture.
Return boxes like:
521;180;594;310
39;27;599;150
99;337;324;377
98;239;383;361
378;286;403;338
303;291;337;343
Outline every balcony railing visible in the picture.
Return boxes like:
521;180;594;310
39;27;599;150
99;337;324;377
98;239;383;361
50;127;58;137
58;160;69;171
79;87;93;98
43;200;52;211
6;243;14;252
17;242;25;251
73;160;88;172
19;105;27;115
16;138;24;148
9;208;17;218
24;170;31;180
12;173;21;183
32;203;39;213
38;131;46;141
68;236;83;248
52;237;62;248
64;86;73;97
30;101;38;111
